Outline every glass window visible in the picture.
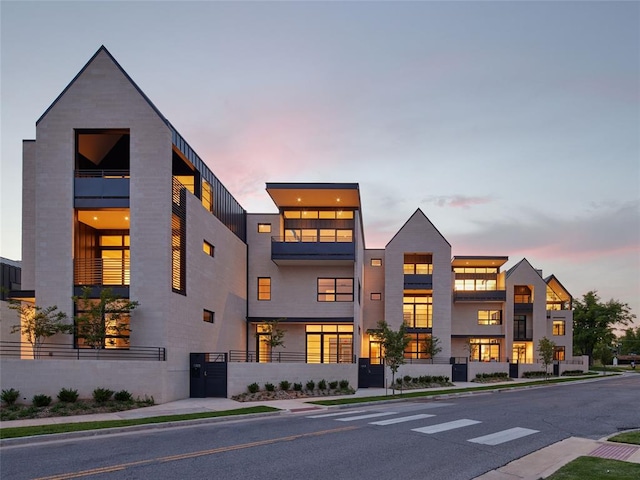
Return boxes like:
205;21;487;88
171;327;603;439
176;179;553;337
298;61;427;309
319;211;336;219
318;278;353;302
203;309;214;323
285;229;301;242
284;211;301;219
371;258;382;267
203;240;214;257
553;320;565;336
305;324;353;363
336;229;352;242
301;229;317;242
403;294;432;328
554;346;565;361
478;310;502;325
202;180;213;212
319;229;336;242
370;293;382;301
469;338;501;362
301;210;319;219
404;253;433;274
258;223;271;233
336;210;354;219
258;277;271;301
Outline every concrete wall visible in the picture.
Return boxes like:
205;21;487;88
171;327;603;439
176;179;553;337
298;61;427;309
0;358;170;404
468;361;509;380
394;363;452;384
228;362;358;397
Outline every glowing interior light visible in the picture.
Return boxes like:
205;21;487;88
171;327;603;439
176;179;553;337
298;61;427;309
125;216;129;221
297;198;302;202
93;216;98;221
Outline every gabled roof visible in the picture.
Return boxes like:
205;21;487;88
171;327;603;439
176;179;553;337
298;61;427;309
386;208;451;248
505;257;542;278
544;274;573;302
36;45;169;127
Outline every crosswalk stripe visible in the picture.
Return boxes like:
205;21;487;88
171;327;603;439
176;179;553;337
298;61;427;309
468;427;539;445
411;419;481;434
369;414;435;425
336;412;398;422
306;410;367;418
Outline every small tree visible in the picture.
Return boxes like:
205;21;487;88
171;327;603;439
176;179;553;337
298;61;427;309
74;287;139;350
421;335;442;360
256;318;286;361
8;301;72;358
538;337;556;380
375;320;410;392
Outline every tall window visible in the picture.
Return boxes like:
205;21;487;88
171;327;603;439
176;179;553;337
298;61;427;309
403;294;432;328
317;278;353;302
404;254;433;274
99;233;130;286
171;212;185;294
404;333;434;359
258;278;271;301
201;180;213;213
478;310;502;325
469;338;501;362
513;315;527;340
552;320;565;336
306;325;353;363
554;346;565;361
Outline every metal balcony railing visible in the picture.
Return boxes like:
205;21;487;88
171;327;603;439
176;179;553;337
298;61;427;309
74;258;130;286
75;169;130;178
229;350;356;364
0;342;166;361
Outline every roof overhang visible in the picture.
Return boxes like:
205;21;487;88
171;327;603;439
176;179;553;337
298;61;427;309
452;256;509;268
266;183;361;209
8;290;35;302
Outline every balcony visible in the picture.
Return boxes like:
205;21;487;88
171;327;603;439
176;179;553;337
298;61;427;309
514;302;534;313
75;170;130;207
75;258;130;287
404;274;432;289
271;237;355;265
454;290;506;302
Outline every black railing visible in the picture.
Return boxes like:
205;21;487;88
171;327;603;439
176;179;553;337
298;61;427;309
401;357;451;365
229;350;355;364
0;342;166;361
75;169;130;178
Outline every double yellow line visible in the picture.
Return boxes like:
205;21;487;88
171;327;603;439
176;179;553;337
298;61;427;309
34;426;358;480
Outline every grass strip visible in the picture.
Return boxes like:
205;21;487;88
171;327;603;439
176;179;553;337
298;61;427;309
309;375;613;406
0;406;279;439
545;456;640;479
609;431;640;445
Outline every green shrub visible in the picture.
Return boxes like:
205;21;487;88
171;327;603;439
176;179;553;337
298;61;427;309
114;390;133;402
396;378;403;385
57;388;79;403
1;388;20;406
265;382;275;392
523;371;547;378
247;382;260;393
318;379;327;390
403;375;412;382
32;394;52;407
339;379;349;389
293;383;303;391
411;377;419;384
328;380;338;389
92;387;114;403
306;380;315;391
279;380;291;391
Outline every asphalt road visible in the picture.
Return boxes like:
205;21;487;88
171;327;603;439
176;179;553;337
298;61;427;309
2;374;639;480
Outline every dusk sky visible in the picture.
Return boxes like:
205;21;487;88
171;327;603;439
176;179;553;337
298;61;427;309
1;1;638;320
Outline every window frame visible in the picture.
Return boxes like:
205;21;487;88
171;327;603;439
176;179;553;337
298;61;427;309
552;320;566;336
257;223;272;233
257;277;271;301
477;310;502;325
371;258;382;267
203;309;214;324
203;240;214;257
370;292;382;301
317;278;354;302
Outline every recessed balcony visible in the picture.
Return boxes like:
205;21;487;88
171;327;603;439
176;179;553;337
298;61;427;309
271;237;355;265
74;258;130;287
75;170;130;207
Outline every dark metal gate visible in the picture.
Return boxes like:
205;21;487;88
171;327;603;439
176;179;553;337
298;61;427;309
190;352;228;398
358;358;385;388
509;362;519;378
450;357;468;382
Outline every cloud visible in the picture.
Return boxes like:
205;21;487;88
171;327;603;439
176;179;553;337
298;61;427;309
422;194;494;209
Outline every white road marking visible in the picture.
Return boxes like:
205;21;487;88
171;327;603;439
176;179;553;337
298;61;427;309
306;410;367;418
468;427;539;446
369;414;435;425
411;419;481;434
336;412;398;421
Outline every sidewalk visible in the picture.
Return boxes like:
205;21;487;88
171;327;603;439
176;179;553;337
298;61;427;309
1;375;638;479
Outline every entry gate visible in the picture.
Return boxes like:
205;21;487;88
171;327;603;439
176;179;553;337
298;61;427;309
358;358;385;388
450;357;468;382
509;362;519;378
190;352;228;398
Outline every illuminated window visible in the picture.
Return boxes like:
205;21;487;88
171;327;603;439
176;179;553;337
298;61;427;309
203;309;214;323
404;333;434;359
258;223;271;233
370;293;382;301
305;324;353;363
514;286;532;303
453;267;499;291
371;258;382;267
403;254;433;274
318;278;353;302
552;320;565;336
554;346;565;361
201;180;213;212
478;310;502;325
403;294;432;328
469;338;501;362
258;277;271;301
203;240;214;257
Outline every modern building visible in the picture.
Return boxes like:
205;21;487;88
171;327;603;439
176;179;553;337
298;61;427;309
0;46;581;403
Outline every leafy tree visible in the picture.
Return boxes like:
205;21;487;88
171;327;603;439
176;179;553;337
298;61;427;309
593;342;614;370
618;327;640;355
256;318;286;361
8;301;72;358
573;291;635;365
374;320;410;391
74;287;139;349
537;337;556;380
421;335;442;360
